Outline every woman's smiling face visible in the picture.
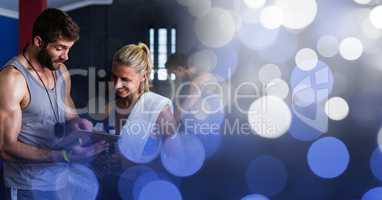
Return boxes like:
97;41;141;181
111;62;145;98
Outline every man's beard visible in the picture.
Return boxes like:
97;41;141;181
37;48;57;71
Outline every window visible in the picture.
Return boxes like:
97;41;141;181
149;27;176;81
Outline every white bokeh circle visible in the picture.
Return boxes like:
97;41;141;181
248;96;292;138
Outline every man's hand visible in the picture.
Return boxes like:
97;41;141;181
56;140;109;162
69;140;109;161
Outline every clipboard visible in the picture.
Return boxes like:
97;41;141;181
77;130;120;146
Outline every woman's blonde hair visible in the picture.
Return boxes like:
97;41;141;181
112;42;153;93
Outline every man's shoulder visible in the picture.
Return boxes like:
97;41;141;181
57;64;70;82
0;65;27;103
0;65;28;93
58;63;69;74
0;65;25;82
1;54;29;76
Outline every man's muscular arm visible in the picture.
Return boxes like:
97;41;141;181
0;66;107;162
59;64;93;130
0;66;63;162
59;64;78;120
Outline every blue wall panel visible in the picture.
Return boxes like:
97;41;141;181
0;16;18;67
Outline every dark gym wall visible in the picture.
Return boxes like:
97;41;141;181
66;0;196;115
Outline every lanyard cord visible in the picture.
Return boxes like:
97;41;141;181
22;52;60;123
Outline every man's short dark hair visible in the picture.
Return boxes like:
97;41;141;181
32;8;80;43
165;53;188;70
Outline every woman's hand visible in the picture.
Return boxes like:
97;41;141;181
69;117;93;132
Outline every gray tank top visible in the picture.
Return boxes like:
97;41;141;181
2;57;69;191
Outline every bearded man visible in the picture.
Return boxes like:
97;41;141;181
0;8;108;200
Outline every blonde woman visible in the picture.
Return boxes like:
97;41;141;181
109;43;176;164
93;43;177;200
